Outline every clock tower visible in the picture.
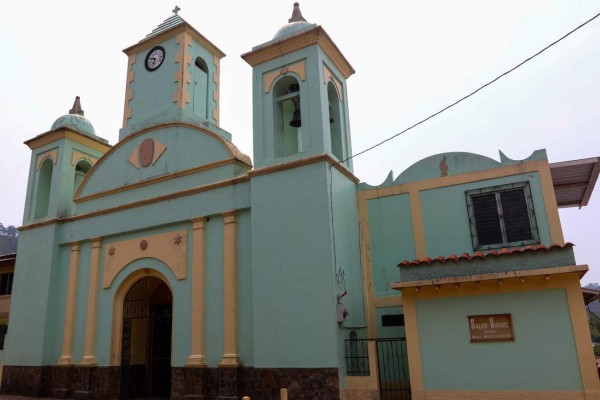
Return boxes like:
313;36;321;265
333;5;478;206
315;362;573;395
119;9;227;141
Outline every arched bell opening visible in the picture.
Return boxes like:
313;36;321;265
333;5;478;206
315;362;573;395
273;75;302;157
118;275;173;399
327;81;344;161
34;157;54;219
193;57;209;119
73;159;93;196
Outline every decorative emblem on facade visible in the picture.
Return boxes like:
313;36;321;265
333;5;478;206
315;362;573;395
127;139;167;169
264;61;307;93
174;234;183;246
140;240;148;250
440;155;449;177
108;246;116;256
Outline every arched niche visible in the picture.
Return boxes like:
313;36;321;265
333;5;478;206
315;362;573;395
273;75;302;158
34;157;54;219
193;57;209;119
327;81;344;161
73;159;93;196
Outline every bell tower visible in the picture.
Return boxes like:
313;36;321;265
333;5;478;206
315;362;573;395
119;8;227;140
23;97;110;223
242;2;355;170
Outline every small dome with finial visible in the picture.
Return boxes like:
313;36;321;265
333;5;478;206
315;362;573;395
273;3;316;40
51;96;96;137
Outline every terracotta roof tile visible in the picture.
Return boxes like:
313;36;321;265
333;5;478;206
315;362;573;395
397;242;574;268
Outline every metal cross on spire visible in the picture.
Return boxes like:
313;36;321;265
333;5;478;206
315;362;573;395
173;5;181;14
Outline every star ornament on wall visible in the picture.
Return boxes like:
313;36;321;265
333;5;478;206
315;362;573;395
174;234;183;246
108;246;116;256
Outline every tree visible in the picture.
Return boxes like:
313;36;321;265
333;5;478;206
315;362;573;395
0;223;18;254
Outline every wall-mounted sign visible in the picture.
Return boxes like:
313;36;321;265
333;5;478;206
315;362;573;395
467;314;514;342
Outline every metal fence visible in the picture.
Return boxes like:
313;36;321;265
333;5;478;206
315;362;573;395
377;338;411;400
345;338;411;400
344;338;371;376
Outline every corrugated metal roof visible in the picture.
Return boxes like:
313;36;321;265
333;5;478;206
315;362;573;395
397;243;574;268
0;253;16;262
550;156;600;208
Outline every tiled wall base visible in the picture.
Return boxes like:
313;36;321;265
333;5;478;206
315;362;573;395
1;365;340;400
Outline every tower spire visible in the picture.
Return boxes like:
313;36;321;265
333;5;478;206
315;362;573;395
69;96;84;116
288;2;307;23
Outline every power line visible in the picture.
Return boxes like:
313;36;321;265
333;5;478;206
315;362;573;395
340;10;600;165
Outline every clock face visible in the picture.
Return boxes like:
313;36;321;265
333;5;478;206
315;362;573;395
145;46;165;71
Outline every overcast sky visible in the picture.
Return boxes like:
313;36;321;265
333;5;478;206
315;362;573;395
1;1;598;282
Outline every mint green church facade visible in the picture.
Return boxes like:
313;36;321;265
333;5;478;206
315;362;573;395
2;4;599;400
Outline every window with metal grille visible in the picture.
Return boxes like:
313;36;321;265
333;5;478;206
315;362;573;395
466;182;539;250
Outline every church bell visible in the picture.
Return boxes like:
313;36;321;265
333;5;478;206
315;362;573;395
288;83;302;128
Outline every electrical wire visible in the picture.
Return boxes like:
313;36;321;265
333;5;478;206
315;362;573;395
338;10;600;165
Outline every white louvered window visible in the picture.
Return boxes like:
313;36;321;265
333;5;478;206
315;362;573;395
466;182;539;250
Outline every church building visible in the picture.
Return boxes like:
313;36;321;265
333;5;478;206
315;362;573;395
2;4;599;400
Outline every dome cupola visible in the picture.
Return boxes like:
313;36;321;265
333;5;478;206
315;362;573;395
51;96;96;137
273;3;316;40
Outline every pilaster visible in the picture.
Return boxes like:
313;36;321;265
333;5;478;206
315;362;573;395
219;211;240;367
58;242;80;365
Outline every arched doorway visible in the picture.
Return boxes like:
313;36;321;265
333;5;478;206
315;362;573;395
119;276;172;399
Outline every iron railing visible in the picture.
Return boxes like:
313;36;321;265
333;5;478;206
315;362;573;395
344;338;371;376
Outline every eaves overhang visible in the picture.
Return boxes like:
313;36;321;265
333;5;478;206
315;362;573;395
241;25;355;79
550;156;600;208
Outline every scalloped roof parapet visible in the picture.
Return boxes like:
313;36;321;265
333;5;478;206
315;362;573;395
359;149;548;190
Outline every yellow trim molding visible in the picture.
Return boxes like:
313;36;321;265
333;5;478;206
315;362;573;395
264;60;307;93
36;149;58;170
357;198;377;338
242;26;354;79
401;271;600;399
412;390;594;400
248;153;359;184
408;190;426;258
564;276;600;395
74;121;252;201
25;129;112;153
77;157;237;202
374;295;403;308
402;293;424;395
124;22;226;59
172;32;192;108
20;174;252;232
346;340;379;390
213;55;220;124
71;150;98;167
110;268;174;366
103;229;188;289
186;217;208;367
57;242;80;366
219;211;241;367
392;265;588;290
359;159;564;244
80;238;102;366
323;65;343;102
122;54;136;128
357;159;567;340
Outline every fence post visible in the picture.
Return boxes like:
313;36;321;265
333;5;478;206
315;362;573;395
368;340;380;389
280;388;288;400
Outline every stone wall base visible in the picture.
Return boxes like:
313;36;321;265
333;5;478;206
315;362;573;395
1;365;340;400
